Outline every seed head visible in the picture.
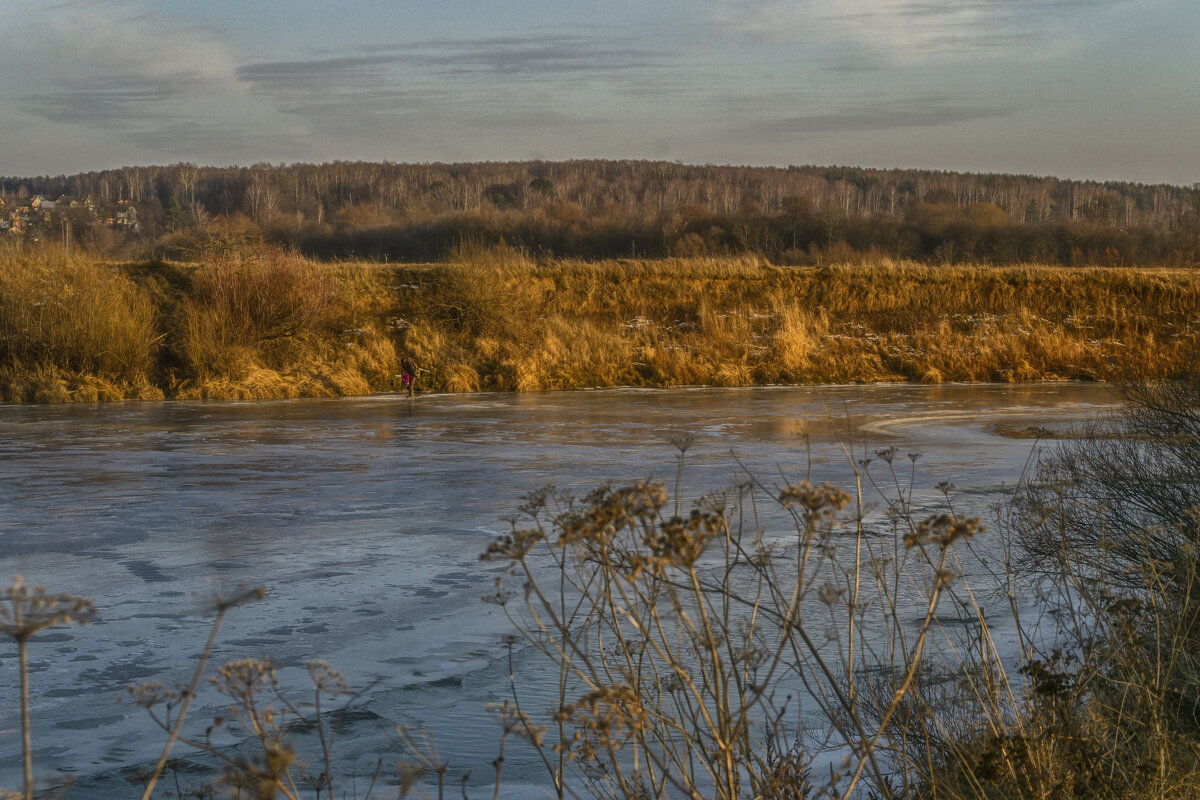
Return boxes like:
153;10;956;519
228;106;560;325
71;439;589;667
1;575;96;642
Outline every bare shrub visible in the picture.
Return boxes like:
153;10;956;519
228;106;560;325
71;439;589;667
990;378;1200;799
1017;379;1200;594
424;243;537;342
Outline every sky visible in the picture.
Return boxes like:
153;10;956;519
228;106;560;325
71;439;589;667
0;0;1196;185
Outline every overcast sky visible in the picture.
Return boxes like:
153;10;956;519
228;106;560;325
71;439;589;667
1;0;1196;184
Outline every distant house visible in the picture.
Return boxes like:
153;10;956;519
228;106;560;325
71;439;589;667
105;206;140;232
30;195;56;210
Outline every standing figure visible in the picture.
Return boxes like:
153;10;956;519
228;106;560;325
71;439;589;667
400;359;418;398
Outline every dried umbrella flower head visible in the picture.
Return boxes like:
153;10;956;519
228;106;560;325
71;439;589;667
487;700;547;747
481;526;546;561
903;514;984;549
304;660;349;697
213;658;279;701
202;581;267;614
561;684;649;741
4;576;96;800
558;482;669;545
666;433;697;454
778;482;852;514
641;509;727;571
1;575;96;642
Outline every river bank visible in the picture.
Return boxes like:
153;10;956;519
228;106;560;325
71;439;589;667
2;245;1197;402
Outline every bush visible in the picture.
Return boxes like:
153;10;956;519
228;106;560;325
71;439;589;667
176;245;348;383
999;378;1200;799
0;248;159;400
1017;379;1200;594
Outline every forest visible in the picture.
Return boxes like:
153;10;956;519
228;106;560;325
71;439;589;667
3;160;1198;265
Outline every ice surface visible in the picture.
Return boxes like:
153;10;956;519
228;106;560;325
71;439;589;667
0;383;1114;796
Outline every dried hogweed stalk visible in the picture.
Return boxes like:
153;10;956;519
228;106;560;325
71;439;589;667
2;576;96;800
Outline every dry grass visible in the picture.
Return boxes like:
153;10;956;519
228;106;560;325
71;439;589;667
3;242;1198;401
0;248;162;402
170;247;395;399
395;250;1200;392
0;243;399;402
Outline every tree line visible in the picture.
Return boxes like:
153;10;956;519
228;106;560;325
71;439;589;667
3;160;1198;264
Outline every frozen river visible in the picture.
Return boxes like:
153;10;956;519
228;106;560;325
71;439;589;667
0;383;1115;797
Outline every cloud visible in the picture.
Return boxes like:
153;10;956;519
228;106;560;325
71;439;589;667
234;34;668;135
713;0;1126;61
237;54;410;90
0;0;241;126
238;35;662;100
414;36;660;76
269;90;441;126
22;83;174;125
745;99;1010;135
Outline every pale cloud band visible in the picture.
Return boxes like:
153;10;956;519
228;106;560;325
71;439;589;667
0;0;1192;184
713;0;1128;59
2;1;239;126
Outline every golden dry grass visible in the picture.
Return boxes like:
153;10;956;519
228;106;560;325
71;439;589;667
0;249;163;402
395;251;1200;392
2;242;1198;401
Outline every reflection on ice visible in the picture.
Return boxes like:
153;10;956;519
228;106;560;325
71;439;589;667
0;383;1113;796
